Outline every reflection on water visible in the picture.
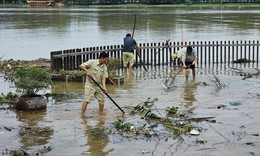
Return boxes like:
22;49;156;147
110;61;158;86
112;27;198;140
81;114;114;156
181;81;197;108
0;74;16;95
16;110;53;147
51;81;84;94
122;71;135;88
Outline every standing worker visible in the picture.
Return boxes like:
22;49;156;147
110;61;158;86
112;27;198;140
80;52;109;115
182;46;198;81
122;33;140;72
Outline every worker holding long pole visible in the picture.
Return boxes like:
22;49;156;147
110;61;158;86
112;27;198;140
131;15;147;72
80;52;124;115
122;33;141;73
122;15;147;73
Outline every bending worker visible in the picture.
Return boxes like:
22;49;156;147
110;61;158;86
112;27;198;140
182;46;198;81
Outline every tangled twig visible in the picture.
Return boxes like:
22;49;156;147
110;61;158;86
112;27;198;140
210;74;227;88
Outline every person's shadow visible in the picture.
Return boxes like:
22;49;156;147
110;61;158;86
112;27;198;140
81;114;114;156
122;71;135;89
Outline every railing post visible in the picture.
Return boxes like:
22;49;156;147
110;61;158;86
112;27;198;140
200;41;203;65
153;43;157;67
216;41;219;64
50;51;62;72
248;40;251;61
71;49;76;70
224;41;227;64
76;48;82;70
204;41;207;65
212;41;215;64
244;40;247;60
240;40;243;59
252;40;255;63
220;41;223;64
158;42;161;66
256;40;260;64
227;41;230;64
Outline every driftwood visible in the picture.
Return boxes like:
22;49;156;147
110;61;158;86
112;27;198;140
210;74;227;88
230;67;260;80
178;116;215;122
242;68;260;80
232;58;253;63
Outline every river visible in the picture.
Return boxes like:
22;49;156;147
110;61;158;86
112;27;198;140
0;7;259;60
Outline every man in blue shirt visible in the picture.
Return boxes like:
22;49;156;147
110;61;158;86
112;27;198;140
122;33;140;72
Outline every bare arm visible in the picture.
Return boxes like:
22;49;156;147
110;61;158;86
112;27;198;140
134;44;141;55
79;64;92;77
192;51;198;65
182;60;187;69
192;57;197;65
101;77;107;93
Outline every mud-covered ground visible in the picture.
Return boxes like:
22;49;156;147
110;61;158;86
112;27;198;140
0;65;260;156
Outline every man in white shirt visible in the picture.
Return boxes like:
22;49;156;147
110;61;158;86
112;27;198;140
182;46;198;81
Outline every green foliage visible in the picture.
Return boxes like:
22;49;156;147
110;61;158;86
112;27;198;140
166;106;179;116
14;66;52;96
185;0;193;5
113;119;135;132
163;121;194;136
106;58;121;77
0;92;18;102
130;97;198;137
55;58;120;78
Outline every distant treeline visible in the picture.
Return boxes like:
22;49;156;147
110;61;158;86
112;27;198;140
1;0;259;5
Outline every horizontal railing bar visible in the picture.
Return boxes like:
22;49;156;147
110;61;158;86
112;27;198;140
52;42;260;58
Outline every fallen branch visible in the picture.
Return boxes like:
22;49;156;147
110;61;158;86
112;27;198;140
230;67;260;80
210;74;227;88
195;147;216;151
207;123;230;142
178;116;215;122
242;68;260;80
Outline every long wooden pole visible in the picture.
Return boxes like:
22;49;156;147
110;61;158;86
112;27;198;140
132;15;148;72
132;15;136;38
90;77;125;114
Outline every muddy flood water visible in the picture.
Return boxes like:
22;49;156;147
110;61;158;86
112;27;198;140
0;65;260;156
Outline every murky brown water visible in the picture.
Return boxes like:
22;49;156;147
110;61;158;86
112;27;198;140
0;65;259;155
1;7;260;60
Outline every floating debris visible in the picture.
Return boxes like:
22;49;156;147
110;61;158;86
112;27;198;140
230;101;242;106
110;97;207;140
142;149;150;154
189;129;200;135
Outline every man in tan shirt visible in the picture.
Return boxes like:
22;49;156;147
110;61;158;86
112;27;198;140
79;52;109;114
